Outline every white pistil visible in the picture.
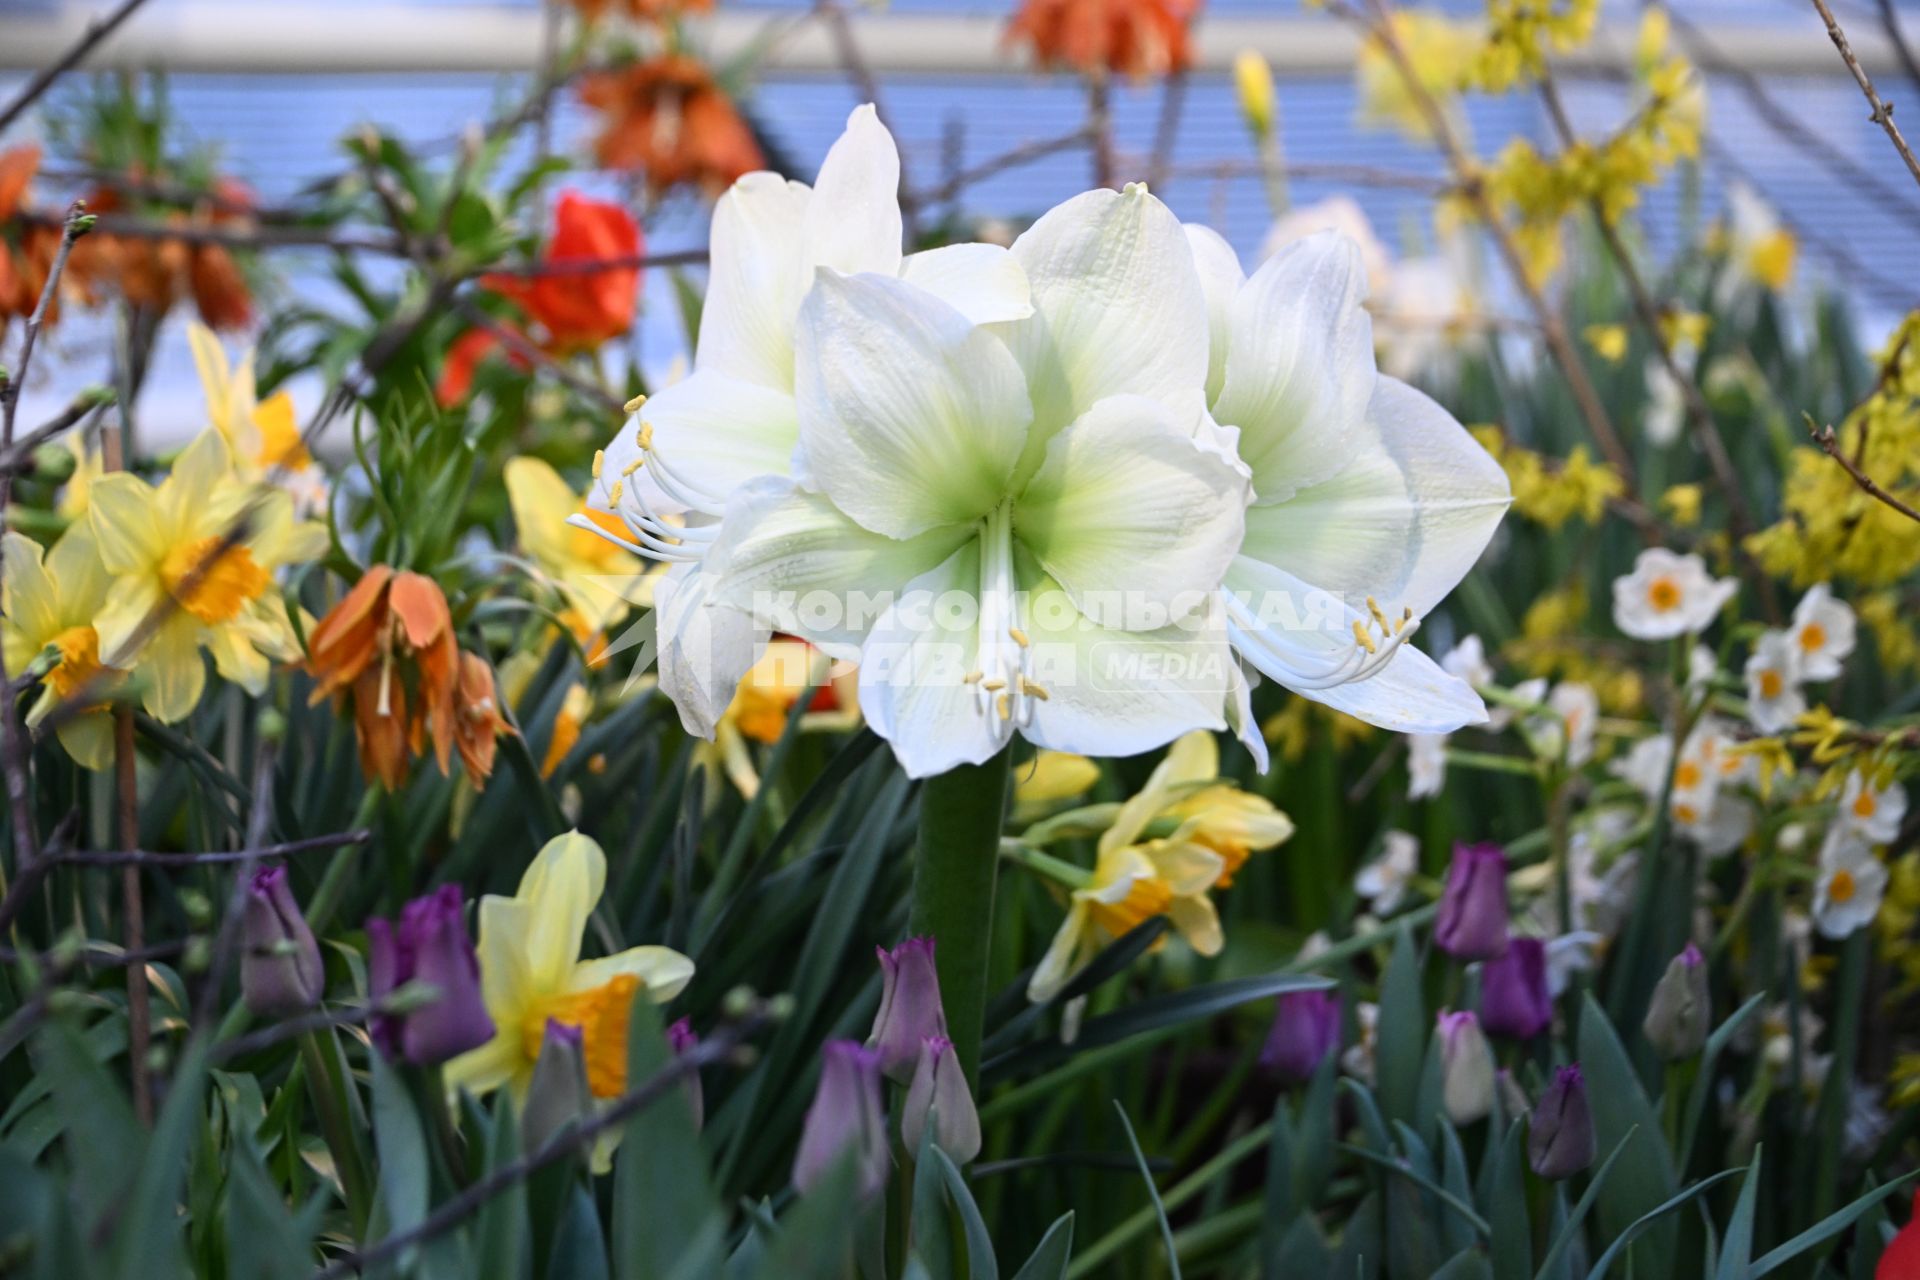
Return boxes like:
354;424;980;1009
973;502;1036;732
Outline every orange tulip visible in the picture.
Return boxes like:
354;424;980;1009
1005;0;1200;79
579;56;765;198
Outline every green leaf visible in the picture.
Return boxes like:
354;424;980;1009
1337;1143;1491;1239
1294;1055;1339;1209
547;1184;613;1280
223;1137;312;1280
1432;1250;1495;1280
1113;1103;1180;1280
912;1131;958;1280
474;1094;528;1280
37;1021;143;1204
1713;1148;1762;1280
1577;993;1677;1280
1678;993;1765;1173
614;996;723;1280
750;1158;863;1280
369;1053;431;1259
1010;1214;1075;1280
1375;926;1425;1127
1533;1126;1638;1280
1749;1169;1920;1277
1438;1122;1477;1258
1587;1170;1746;1280
111;1039;211;1279
1269;1215;1334;1277
1262;1099;1298;1246
933;1147;998;1280
1483;1121;1532;1280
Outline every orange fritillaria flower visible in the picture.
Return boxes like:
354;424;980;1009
452;651;511;789
0;146;65;334
1005;0;1201;79
69;175;256;330
569;0;712;21
480;191;641;355
579;56;765;198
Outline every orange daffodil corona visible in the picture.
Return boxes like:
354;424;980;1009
578;105;1512;777
1025;730;1294;1001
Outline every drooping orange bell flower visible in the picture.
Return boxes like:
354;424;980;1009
1005;0;1201;79
0;146;66;336
479;192;640;355
569;0;712;21
579;56;765;198
452;651;512;789
307;567;480;789
67;174;256;330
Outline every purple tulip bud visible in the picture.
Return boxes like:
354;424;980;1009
1438;1010;1494;1125
241;866;324;1016
1435;842;1510;961
1528;1064;1595;1179
793;1041;890;1200
1642;942;1710;1061
521;1019;591;1155
1480;937;1552;1040
365;885;494;1066
669;1016;704;1131
902;1034;981;1163
869;936;947;1083
1260;990;1342;1084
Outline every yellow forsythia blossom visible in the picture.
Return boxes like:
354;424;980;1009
1471;428;1622;530
1661;483;1703;527
1356;9;1480;141
1585;323;1628;363
1468;0;1599;92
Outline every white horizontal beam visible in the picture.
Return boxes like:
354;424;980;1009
0;4;1904;78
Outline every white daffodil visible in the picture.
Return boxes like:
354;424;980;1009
1183;225;1510;750
1744;629;1806;734
579;105;1033;737
1614;718;1753;856
1408;732;1447;798
1355;829;1419;914
1812;826;1886;939
1789;583;1856;681
1686;643;1719;692
708;186;1250;777
1838;768;1907;844
1518;680;1597;767
1612;547;1737;640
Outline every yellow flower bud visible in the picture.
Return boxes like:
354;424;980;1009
1235;50;1276;138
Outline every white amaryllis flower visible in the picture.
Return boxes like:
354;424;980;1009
1812;826;1886;939
578;105;1032;736
1611;547;1736;640
1183;225;1510;749
707;185;1251;777
1789;583;1856;681
1743;629;1806;734
1838;768;1907;843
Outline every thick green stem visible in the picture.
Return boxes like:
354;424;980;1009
908;747;1013;1088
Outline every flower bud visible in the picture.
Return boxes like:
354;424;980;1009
1435;842;1510;961
1528;1065;1595;1179
367;885;494;1066
1438;1010;1494;1125
901;1035;981;1164
669;1016;704;1131
1642;942;1710;1061
241;866;324;1016
1235;50;1276;137
521;1019;591;1155
793;1041;890;1200
868;936;947;1083
1259;990;1342;1084
1480;937;1552;1040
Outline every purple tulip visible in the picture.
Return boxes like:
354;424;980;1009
241;866;324;1016
793;1040;890;1199
521;1019;591;1154
1528;1064;1596;1179
1260;990;1342;1084
1480;937;1552;1040
1434;842;1510;961
669;1016;704;1130
366;885;494;1065
869;936;947;1083
902;1035;981;1163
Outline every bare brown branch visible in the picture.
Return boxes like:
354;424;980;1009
1810;0;1920;194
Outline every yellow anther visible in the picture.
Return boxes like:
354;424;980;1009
1019;675;1051;701
608;480;623;504
622;457;643;477
963;670;984;685
996;693;1012;720
1366;596;1389;631
637;424;654;450
623;393;648;413
982;678;1007;692
591;449;604;479
1009;627;1030;648
1352;619;1378;654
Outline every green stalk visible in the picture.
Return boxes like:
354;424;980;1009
907;747;1013;1088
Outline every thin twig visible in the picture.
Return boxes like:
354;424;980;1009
307;1006;772;1280
13;208;407;255
0;389;113;474
1878;0;1920;94
1089;76;1116;190
1163;157;1449;192
1534;72;1780;622
814;0;917;242
55;829;372;867
1334;0;1640;494
1806;417;1920;523
0;0;154;138
1147;70;1188;192
909;126;1096;208
474;247;708;279
454;300;624;413
1810;0;1920;194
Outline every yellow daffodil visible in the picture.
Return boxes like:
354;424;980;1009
86;429;326;723
1;526;122;769
445;831;693;1117
55;432;104;522
695;639;858;802
189;322;328;516
496;651;595;779
505;456;653;645
1013;751;1102;823
1027;732;1292;1001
